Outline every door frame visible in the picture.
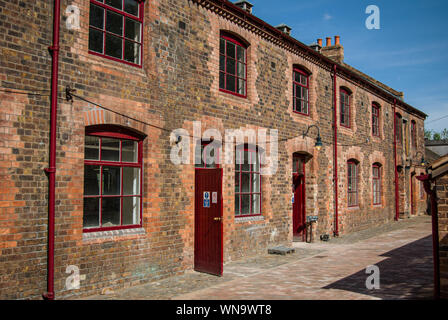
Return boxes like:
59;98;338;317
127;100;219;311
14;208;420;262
292;153;307;241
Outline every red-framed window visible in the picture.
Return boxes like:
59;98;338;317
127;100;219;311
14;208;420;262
83;126;144;232
347;160;359;207
372;103;380;137
293;68;309;115
88;0;144;67
411;120;417;148
372;163;382;205
219;33;247;98
195;140;220;168
235;146;261;217
340;88;351;128
395;113;403;145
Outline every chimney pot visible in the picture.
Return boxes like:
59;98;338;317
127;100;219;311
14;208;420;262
326;37;332;47
317;38;323;47
234;0;253;14
335;35;340;45
275;24;292;36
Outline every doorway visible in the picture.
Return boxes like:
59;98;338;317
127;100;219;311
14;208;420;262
292;153;306;241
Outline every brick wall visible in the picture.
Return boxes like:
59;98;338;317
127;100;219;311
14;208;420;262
0;0;427;299
436;175;448;299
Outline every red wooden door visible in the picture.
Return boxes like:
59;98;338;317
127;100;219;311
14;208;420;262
194;168;223;276
292;155;306;240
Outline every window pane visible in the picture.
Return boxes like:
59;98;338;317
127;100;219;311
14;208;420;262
124;40;140;64
90;4;104;29
122;140;138;162
226;75;236;92
252;152;260;172
105;33;123;59
301;75;307;86
85;136;100;160
295;85;302;98
252;173;260;192
124;0;139;16
83;198;100;228
102;166;121;195
125;18;141;41
106;10;123;35
226;41;235;59
105;0;122;10
237;79;245;96
237;62;245;78
242;150;250;171
235;173;240;193
227;58;235;75
89;28;103;53
84;165;101;195
219;55;225;71
123;167;140;195
122;197;140;225
219;72;225;89
241;195;250;215
101;197;120;227
220;38;225;55
237;46;245;62
241;173;250;192
252;194;260;214
235;196;240;214
101;138;120;161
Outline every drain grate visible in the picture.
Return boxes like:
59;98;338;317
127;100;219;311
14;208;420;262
313;255;328;259
268;246;295;255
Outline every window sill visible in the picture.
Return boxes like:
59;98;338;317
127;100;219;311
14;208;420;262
235;215;264;223
82;227;146;242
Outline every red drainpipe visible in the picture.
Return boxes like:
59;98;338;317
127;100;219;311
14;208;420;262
417;174;440;299
393;100;399;221
333;64;339;237
43;0;61;300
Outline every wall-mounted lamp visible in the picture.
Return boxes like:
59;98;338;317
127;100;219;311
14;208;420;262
303;125;323;151
414;151;426;167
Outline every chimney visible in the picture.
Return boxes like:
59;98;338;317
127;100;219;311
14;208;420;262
321;35;344;64
234;0;253;14
309;39;322;52
317;38;323;47
275;24;292;36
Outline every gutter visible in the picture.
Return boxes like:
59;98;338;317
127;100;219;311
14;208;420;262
43;0;61;300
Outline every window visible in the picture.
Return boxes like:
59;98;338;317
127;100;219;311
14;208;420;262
372;103;380;137
89;0;144;66
340;88;351;128
411;120;417;148
372;164;382;205
235;146;261;216
195;141;220;168
395;113;403;144
83;126;143;232
293;68;309;115
347;160;359;207
219;33;247;97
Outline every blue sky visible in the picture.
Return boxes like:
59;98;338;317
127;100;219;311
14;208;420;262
248;0;448;133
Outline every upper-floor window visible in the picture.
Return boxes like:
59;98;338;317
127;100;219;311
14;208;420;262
372;163;382;205
340;88;351;128
293;67;309;115
89;0;144;67
347;159;359;207
83;125;144;232
219;32;247;97
395;113;403;145
372;103;380;137
411;120;417;148
235;145;261;217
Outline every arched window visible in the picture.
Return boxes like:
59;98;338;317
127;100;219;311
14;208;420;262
372;163;382;205
83;125;144;232
340;88;351;128
395;113;403;145
235;145;261;216
372;102;380;137
347;159;359;207
219;32;248;97
293;67;310;115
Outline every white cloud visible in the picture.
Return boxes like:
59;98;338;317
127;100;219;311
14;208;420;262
323;13;332;20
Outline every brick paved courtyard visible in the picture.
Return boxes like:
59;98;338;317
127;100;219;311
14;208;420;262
80;215;434;300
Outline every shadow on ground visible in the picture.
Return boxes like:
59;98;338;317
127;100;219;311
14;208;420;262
323;235;434;300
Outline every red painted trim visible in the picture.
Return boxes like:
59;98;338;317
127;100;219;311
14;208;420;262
393;101;400;221
43;0;61;301
333;65;339;236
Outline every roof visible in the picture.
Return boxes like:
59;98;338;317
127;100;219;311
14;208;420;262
428;154;448;179
425;139;448;146
426;147;442;163
192;0;427;119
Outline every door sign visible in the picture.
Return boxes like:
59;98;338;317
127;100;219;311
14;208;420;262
203;191;210;208
212;192;218;204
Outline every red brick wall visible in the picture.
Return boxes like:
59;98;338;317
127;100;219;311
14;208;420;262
436;175;448;299
0;0;427;299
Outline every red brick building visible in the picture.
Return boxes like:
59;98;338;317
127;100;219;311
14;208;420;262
0;0;427;299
